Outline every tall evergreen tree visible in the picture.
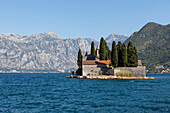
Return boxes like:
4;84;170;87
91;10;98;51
99;37;105;60
77;49;83;68
121;43;127;67
117;41;122;67
91;41;95;55
111;41;118;68
127;41;135;67
95;46;97;56
134;46;138;67
108;50;111;60
104;40;110;60
85;51;88;56
104;40;108;60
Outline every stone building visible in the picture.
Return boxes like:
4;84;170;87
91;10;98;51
82;57;111;76
81;43;145;77
82;54;145;77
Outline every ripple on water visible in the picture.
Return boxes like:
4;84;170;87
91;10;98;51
0;73;170;113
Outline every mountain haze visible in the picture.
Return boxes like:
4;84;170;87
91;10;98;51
105;33;128;43
0;32;98;72
105;34;128;49
0;32;127;72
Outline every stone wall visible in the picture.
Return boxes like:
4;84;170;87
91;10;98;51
82;65;145;77
113;66;146;77
82;64;111;76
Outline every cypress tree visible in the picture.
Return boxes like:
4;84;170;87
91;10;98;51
134;46;138;67
108;50;111;60
121;43;127;67
117;41;122;67
95;46;97;56
85;51;88;56
99;37;105;60
104;40;110;60
127;41;135;67
77;49;83;68
91;41;95;55
111;41;118;68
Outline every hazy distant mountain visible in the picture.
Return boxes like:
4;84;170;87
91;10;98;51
0;32;127;72
0;32;98;72
125;22;170;72
105;33;128;43
105;33;128;49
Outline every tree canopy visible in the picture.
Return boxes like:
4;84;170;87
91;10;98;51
117;41;122;67
77;49;83;68
121;43;127;67
99;37;106;60
91;41;95;55
79;40;138;68
111;41;118;68
127;41;138;67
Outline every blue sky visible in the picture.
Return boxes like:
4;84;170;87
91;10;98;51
0;0;169;39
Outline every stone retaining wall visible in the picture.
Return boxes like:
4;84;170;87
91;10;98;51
82;64;145;77
82;65;112;76
113;66;146;77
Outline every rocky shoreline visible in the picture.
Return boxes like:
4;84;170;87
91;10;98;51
66;75;154;80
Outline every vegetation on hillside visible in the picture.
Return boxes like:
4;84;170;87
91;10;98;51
125;22;170;72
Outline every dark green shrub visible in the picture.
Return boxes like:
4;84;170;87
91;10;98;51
115;70;133;77
109;62;112;67
99;71;103;75
76;68;82;75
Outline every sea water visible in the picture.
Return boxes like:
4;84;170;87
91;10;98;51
0;73;169;113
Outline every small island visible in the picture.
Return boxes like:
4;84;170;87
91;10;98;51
67;38;154;80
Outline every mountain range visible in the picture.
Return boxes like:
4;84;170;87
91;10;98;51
0;32;128;72
125;22;170;72
1;22;169;73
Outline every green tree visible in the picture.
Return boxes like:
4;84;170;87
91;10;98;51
117;41;122;67
127;41;135;67
99;37;106;60
108;50;111;60
77;49;83;68
91;41;95;55
111;41;118;67
121;43;127;67
104;40;110;60
134;46;138;67
85;51;88;56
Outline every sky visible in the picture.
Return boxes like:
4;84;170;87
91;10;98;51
0;0;169;40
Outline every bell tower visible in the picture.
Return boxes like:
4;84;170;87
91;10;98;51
96;43;100;58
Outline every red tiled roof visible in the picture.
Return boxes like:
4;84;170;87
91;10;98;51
83;61;98;65
96;60;111;65
83;60;142;66
83;60;111;65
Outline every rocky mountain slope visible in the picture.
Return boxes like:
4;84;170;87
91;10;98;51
125;22;170;72
105;33;128;43
105;34;128;49
0;32;98;72
0;32;128;72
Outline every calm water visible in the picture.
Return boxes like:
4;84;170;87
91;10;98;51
0;73;169;113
